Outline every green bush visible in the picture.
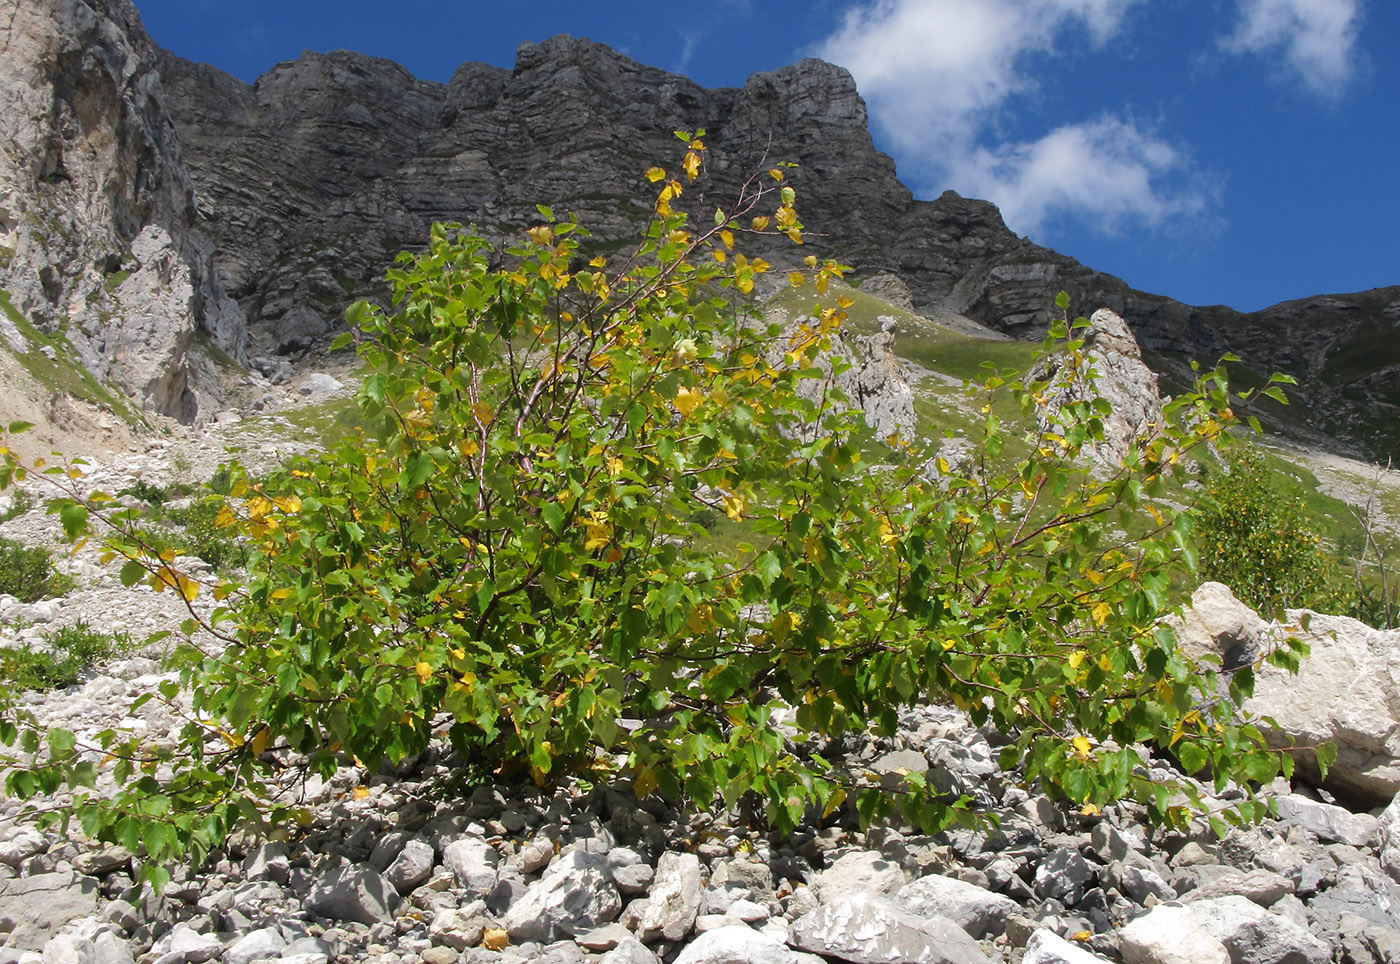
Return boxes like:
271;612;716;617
161;499;247;572
0;537;72;602
0;488;34;523
1;145;1311;890
1195;445;1334;614
0;620;133;690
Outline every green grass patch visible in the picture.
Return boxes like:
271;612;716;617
0;537;76;602
0;288;149;429
0;619;135;691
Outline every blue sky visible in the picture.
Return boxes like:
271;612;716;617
133;0;1395;314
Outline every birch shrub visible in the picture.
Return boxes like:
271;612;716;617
0;142;1312;890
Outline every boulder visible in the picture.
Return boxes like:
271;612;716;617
1185;895;1331;964
303;862;399;925
502;849;622;942
0;871;101;951
1120;906;1229;964
788;893;990;964
811;850;907;905
672;925;823;964
637;851;703;942
1174;582;1400;805
893;873;1020;938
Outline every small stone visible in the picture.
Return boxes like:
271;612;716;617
385;839;435;894
304;862;400;925
812;850;907;905
1023;929;1114;964
224;928;286;964
1034;848;1096;906
637;852;703;942
442;838;499;896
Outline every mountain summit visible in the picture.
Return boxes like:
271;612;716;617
1;1;1396;459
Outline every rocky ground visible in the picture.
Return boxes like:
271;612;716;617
4;375;1400;964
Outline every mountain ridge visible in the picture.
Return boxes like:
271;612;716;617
2;1;1396;460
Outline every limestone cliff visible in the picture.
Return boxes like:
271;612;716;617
3;2;1395;459
0;0;244;422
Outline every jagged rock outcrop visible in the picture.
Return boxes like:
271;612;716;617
1034;308;1164;468
146;34;1398;460
0;0;245;421
764;308;916;442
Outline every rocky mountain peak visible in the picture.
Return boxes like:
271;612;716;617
1;0;1397;459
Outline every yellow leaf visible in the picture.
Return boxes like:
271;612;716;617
1072;736;1092;759
415;661;433;684
942;638;957;651
1091;601;1112;626
719;229;734;250
584;511;612;551
722;492;745;521
769;168;784;181
353;786;369;800
634;766;659;799
251;728;272;756
788;271;805;288
526;225;553;245
688;603;713;634
683;150;701;182
1070;931;1092;943
472;401;494;424
589;255;607;267
645;167;666;183
751;215;770;231
713;250;727;263
787;227;803;244
1080;802;1101;816
878;517;897;546
1067;650;1087;669
822;787;847;819
673;386;703;417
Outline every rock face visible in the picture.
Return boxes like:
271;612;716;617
148;31;1398;462
1034;307;1163;467
3;3;1396;457
1174;581;1400;806
0;0;245;420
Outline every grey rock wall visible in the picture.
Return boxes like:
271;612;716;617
0;0;246;422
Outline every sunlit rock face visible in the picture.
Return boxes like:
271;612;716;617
0;0;245;421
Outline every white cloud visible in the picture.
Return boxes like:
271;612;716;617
956;116;1216;235
1220;0;1362;96
815;0;1214;238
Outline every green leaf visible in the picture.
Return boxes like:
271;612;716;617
1315;742;1337;781
755;551;782;588
59;502;88;540
6;421;34;435
120;560;146;588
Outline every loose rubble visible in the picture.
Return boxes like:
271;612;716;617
4;404;1400;964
